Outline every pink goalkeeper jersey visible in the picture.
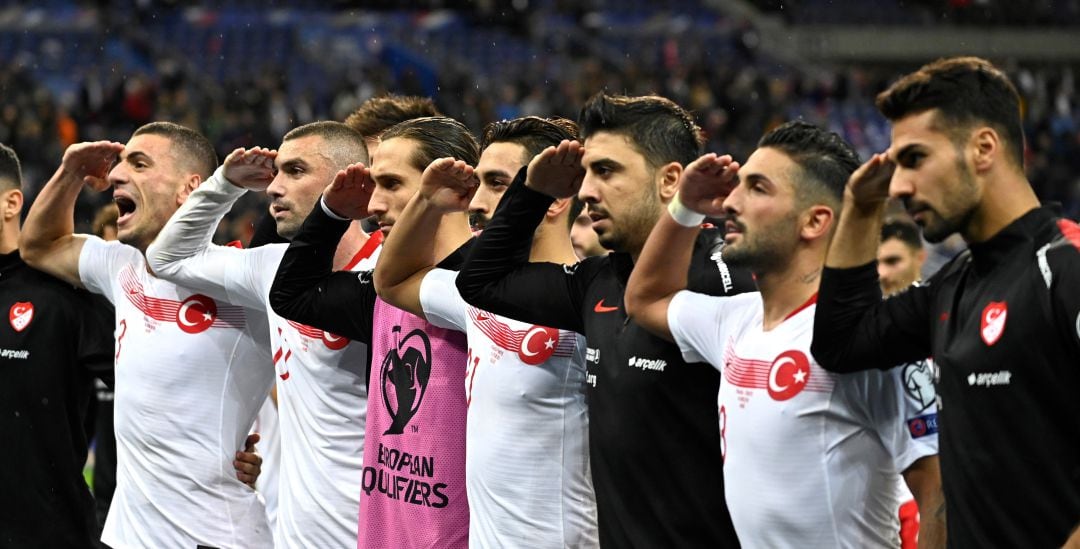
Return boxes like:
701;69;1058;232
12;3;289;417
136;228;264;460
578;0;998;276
359;297;470;548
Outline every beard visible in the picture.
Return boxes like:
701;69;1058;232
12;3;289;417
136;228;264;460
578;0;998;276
721;212;799;274
909;156;979;243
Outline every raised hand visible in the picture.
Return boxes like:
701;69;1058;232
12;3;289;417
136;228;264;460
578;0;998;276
846;152;895;209
60;141;124;191
222;147;277;191
323;162;374;220
677;153;740;217
525;140;585;199
419;157;476;213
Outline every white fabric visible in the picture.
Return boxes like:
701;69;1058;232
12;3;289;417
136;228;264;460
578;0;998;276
668;291;939;549
420;268;599;548
145;168;379;548
253;394;281;545
80;238;273;549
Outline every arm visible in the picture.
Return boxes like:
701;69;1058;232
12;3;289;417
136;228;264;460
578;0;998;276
269;166;378;342
20;141;124;288
374;157;475;318
455;143;590;333
147;149;278;310
625;153;738;340
902;456;946;549
811;153;933;372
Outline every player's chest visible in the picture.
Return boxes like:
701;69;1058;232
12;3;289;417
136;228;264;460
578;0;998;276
718;331;836;420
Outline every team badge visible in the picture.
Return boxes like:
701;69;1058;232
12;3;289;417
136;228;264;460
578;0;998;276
177;294;217;334
767;350;811;401
322;331;350;350
980;301;1007;346
519;326;560;365
9;301;34;332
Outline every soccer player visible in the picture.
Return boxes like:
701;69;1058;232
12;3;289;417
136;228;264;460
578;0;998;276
624;121;943;548
270;116;478;548
810;56;1080;548
878;219;927;296
373;116;599;547
0;143;114;547
454;93;754;548
146;121;379;548
20;124;274;548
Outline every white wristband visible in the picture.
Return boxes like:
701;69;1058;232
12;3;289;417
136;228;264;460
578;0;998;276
320;196;351;221
667;194;706;227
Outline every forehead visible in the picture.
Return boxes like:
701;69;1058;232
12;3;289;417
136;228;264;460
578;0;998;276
278;134;327;159
371;137;421;176
878;237;915;257
741;147;799;191
582;132;647;169
889;110;952;153
476;141;527;174
123;133;177;163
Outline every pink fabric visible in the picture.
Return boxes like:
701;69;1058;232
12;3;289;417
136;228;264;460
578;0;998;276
358;298;469;548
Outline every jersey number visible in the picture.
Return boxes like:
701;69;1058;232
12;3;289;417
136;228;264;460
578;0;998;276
115;319;128;360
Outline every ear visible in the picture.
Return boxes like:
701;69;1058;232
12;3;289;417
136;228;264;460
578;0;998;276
657;161;682;203
800;204;835;242
915;247;928;266
545;197;572;222
176;173;202;205
2;189;23;222
971;126;1000;174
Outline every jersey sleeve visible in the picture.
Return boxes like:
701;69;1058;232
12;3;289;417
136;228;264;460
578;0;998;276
455;169;593;334
812;262;935;373
75;292;117;387
419;268;468;332
269;203;377;344
852;362;940;473
668;290;758;370
78;237;138;304
1045;229;1080;355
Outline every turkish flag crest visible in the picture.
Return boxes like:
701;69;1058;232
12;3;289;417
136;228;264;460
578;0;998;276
10;301;34;332
980;301;1007;346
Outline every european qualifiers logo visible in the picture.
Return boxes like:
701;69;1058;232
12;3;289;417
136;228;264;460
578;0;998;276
902;360;936;412
381;326;432;435
361;443;449;509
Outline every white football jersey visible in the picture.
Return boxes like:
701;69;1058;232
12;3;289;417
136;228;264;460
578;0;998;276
420;268;599;548
668;291;939;548
80;238;273;548
253;394;280;543
146;171;382;548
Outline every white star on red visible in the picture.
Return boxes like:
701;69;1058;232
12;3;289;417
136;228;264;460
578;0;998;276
544;338;555;349
793;369;807;383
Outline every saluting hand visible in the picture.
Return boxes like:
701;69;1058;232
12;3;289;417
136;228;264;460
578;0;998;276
419;157;477;214
525;139;585;199
323;162;374;220
223;147;277;191
60;141;124;191
845;151;895;210
678;153;740;217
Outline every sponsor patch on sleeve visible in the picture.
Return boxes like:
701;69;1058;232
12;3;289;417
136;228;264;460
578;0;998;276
907;413;939;439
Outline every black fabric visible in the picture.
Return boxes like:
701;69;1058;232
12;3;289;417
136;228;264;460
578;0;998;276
812;207;1080;548
456;173;753;548
0;251;115;548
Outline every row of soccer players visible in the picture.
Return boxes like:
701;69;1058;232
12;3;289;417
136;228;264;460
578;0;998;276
9;53;1078;548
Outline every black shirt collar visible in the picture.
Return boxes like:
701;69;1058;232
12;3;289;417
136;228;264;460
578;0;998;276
0;249;23;277
967;206;1056;273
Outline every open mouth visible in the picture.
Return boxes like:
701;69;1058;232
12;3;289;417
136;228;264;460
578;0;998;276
114;194;137;224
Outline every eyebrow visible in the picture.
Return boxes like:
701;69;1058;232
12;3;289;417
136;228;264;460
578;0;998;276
479;169;512;181
123;151;153;165
275;158;309;171
894;144;924;163
585;157;622;170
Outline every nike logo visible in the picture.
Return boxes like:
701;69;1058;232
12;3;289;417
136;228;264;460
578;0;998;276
594;299;619;313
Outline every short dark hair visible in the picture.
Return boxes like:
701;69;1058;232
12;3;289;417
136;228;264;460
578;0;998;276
380;116;480;171
0;143;22;191
481;116;579;162
758;120;861;207
578;93;704;168
876;56;1024;167
344;95;441;139
132;121;218;179
881;218;923;250
283;121;369;168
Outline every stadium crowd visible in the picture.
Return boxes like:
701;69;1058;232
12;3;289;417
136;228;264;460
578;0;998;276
1;7;1079;548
